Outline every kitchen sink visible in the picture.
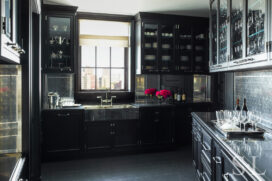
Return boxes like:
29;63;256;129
84;104;139;121
83;104;135;109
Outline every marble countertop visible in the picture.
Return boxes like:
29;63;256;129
192;112;272;181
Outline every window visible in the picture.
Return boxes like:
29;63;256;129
79;19;131;91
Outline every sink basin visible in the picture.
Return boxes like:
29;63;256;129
83;104;135;110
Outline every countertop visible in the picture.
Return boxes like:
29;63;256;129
0;153;22;181
192;112;272;181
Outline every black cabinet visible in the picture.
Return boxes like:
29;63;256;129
213;141;223;181
85;121;112;151
42;109;84;159
114;119;139;148
85;119;139;151
140;107;175;146
0;0;25;63
136;12;209;74
42;5;77;73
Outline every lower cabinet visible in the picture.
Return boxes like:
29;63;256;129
140;107;175;146
192;118;254;181
85;121;113;150
42;109;84;159
85;119;139;151
114;119;139;148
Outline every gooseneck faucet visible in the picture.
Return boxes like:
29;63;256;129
97;89;116;107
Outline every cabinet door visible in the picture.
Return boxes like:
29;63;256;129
176;25;193;72
246;0;267;60
218;0;228;64
213;141;223;181
43;111;82;152
221;150;249;181
230;0;244;61
43;15;74;72
114;119;139;148
157;108;174;145
85;121;112;150
193;21;209;73
142;23;159;73
159;24;175;73
210;0;218;66
140;110;157;145
0;0;21;63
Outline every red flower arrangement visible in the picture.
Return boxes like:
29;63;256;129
145;88;157;96
156;89;172;99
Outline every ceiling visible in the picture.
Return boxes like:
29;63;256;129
43;0;210;17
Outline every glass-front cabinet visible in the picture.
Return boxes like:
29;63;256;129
42;5;77;73
0;0;24;63
176;25;193;72
142;23;159;73
218;0;228;64
210;0;269;72
246;0;266;57
230;0;244;60
210;0;218;67
160;24;175;72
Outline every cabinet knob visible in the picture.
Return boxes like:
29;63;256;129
213;156;222;164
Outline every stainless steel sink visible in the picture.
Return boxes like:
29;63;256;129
83;104;135;110
84;104;139;121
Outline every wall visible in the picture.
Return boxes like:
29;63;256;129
234;70;272;129
220;69;272;129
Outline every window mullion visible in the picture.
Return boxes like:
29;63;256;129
110;47;112;90
95;46;97;90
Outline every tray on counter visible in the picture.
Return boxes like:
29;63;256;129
212;120;265;139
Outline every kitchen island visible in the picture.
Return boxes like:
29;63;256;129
192;112;272;181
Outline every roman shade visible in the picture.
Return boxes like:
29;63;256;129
79;19;130;47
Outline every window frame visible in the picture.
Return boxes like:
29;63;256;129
80;46;128;91
76;13;134;93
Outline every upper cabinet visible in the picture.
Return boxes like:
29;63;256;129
210;0;271;72
136;13;209;74
0;0;25;64
42;5;77;73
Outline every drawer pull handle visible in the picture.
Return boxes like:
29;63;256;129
202;143;210;151
213;156;222;164
57;113;70;117
223;173;229;181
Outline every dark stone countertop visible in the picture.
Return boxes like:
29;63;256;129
0;153;21;181
192;112;272;181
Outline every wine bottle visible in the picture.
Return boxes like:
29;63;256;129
242;98;248;112
235;98;241;111
181;89;186;102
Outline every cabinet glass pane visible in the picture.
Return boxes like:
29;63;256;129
231;0;243;60
211;0;218;65
4;0;12;38
143;23;158;71
247;0;265;56
177;26;192;71
0;65;22;154
46;17;72;71
219;0;228;64
160;24;174;70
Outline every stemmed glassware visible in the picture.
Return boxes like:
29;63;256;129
240;111;249;131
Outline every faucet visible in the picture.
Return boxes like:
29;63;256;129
97;89;116;107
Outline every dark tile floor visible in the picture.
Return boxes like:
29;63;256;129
42;147;195;181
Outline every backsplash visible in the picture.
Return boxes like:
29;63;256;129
234;70;272;129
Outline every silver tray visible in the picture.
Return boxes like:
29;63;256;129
213;121;265;138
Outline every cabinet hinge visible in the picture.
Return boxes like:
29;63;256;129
266;41;272;52
2;17;6;34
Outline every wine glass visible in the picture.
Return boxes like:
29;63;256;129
240;111;248;131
